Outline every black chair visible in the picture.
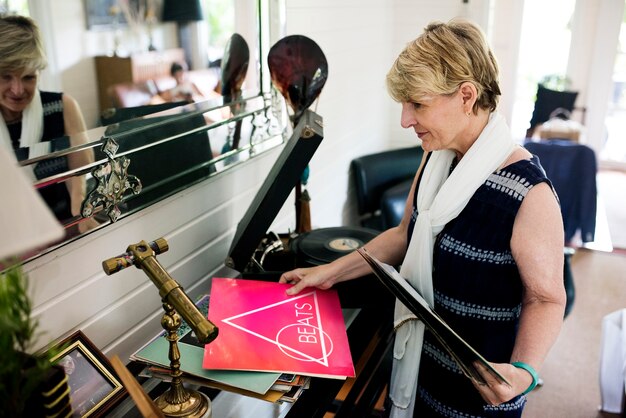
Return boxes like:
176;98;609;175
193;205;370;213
526;85;579;138
351;146;424;231
94;111;215;213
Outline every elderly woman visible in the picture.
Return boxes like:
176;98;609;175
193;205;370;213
280;19;566;418
0;14;93;229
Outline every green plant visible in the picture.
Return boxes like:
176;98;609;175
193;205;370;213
0;263;55;415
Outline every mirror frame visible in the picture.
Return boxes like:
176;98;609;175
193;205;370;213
18;0;288;262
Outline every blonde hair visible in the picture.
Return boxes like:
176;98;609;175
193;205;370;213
386;19;500;113
0;14;47;74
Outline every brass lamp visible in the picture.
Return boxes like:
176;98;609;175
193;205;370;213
103;238;219;418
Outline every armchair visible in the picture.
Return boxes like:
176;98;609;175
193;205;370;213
351;146;423;231
526;84;579;138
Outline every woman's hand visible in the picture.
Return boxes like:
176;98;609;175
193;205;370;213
279;265;336;296
470;361;535;405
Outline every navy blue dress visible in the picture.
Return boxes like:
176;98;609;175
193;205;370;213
407;155;551;417
8;91;71;221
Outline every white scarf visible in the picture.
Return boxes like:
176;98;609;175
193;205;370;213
0;90;44;161
389;112;517;417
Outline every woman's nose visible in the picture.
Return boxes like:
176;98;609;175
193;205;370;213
400;103;416;129
9;79;24;95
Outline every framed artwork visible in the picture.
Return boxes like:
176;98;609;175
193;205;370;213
84;0;129;30
50;330;126;418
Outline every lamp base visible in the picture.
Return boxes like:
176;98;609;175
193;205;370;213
154;389;211;418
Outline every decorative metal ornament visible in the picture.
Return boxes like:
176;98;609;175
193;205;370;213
81;137;142;222
267;35;328;125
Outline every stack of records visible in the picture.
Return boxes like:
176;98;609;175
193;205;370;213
131;286;354;402
202;278;355;380
131;294;294;403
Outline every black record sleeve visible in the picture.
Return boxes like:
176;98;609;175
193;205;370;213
356;247;511;386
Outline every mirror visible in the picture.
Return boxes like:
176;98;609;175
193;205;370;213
14;0;288;262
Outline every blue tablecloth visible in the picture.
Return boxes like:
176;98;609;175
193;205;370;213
524;139;597;243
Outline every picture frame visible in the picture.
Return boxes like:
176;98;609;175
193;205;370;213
84;0;129;30
49;330;126;418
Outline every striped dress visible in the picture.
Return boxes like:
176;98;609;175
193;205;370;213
8;91;71;220
408;155;551;417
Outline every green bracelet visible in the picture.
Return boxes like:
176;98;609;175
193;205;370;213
512;362;539;395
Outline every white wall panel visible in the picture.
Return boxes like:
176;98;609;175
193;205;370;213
27;146;282;358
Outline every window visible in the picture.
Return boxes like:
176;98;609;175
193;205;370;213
511;0;576;139
602;3;626;163
203;0;235;64
0;0;29;15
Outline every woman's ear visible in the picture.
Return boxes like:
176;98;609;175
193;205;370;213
459;82;478;114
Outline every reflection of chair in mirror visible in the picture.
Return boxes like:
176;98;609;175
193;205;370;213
100;101;188;125
526;84;579;138
95;113;215;215
106;80;163;108
351;146;424;231
104;69;221;109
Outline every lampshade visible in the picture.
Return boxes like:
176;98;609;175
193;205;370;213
162;0;203;22
0;146;64;260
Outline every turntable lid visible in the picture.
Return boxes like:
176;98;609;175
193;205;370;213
226;109;324;273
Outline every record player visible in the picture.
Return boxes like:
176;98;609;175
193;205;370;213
223;107;379;271
223;108;384;308
221;107;393;417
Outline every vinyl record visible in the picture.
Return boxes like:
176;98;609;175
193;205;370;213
294;226;378;266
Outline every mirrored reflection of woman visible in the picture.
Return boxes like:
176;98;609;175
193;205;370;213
0;14;98;236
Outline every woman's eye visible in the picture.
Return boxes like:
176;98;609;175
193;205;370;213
411;102;421;109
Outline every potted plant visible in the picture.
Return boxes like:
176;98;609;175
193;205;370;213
0;134;71;416
0;263;72;417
